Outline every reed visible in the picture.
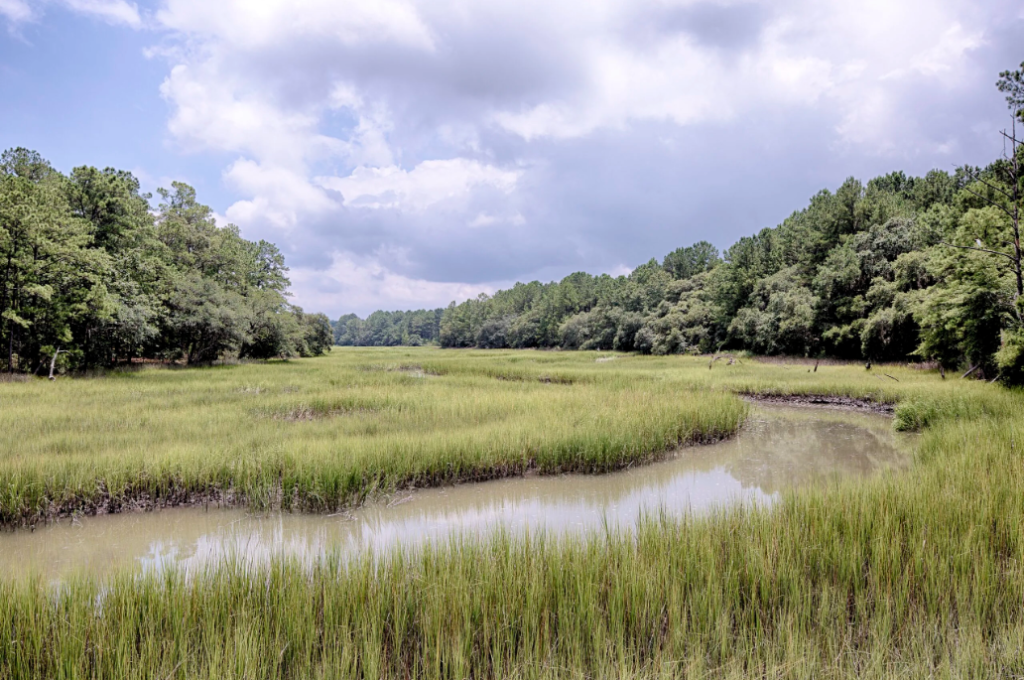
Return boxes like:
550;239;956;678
2;349;1022;678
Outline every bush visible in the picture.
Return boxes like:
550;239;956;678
995;328;1024;386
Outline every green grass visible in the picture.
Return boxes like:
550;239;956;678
2;349;1024;678
0;348;748;526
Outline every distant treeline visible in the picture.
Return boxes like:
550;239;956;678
0;148;331;374
336;67;1024;384
333;309;444;347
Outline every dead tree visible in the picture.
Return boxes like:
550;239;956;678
48;347;65;380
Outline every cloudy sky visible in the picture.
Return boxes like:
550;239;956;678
1;0;1022;317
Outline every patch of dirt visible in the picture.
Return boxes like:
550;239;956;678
743;393;895;414
393;366;439;379
275;406;331;421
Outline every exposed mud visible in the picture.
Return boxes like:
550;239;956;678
742;393;895;414
7;485;242;532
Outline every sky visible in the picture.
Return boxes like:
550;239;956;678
1;0;1022;318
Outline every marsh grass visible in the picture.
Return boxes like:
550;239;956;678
0;348;748;525
2;349;1023;678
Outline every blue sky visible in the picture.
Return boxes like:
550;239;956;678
2;0;1022;317
1;3;220;200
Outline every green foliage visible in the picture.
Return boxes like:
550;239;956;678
0;149;323;372
729;267;819;356
995;327;1024;384
337;309;444;347
0;149;112;372
662;240;720;279
997;60;1024;121
299;312;333;357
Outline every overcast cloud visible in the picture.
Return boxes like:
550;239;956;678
3;0;1022;316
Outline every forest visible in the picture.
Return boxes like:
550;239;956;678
0;149;332;375
333;308;444;347
339;67;1024;385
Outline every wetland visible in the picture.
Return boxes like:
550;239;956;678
0;405;911;581
1;348;1023;679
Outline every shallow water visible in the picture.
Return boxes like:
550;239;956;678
0;405;913;580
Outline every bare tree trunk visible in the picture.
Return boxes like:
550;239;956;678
48;347;62;380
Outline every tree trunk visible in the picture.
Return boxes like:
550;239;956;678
48;347;62;380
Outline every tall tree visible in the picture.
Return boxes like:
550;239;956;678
0;149;110;373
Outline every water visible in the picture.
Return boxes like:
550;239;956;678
0;405;913;580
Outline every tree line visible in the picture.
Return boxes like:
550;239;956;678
0;149;331;375
333;309;444;347
341;63;1024;385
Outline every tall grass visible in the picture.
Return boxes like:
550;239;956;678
0;349;747;525
2;349;1023;678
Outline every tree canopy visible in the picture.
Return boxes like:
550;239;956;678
0;151;330;374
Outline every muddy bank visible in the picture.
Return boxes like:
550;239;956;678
742;393;895;414
6;485;242;531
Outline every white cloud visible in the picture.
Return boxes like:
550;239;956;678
1;0;141;27
489;0;989;143
468;213;497;228
604;264;632;278
468;212;525;228
223;159;339;232
317;159;519;211
492;31;835;139
160;62;347;168
156;0;434;51
0;0;32;24
63;0;141;27
884;23;983;80
151;0;1002;158
290;251;499;316
132;0;1019;315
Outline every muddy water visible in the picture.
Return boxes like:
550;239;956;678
0;405;913;580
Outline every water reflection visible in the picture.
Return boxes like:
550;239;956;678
0;405;912;580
